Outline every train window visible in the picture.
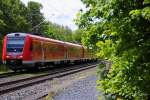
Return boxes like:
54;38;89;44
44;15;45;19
34;43;41;50
47;44;58;51
7;37;25;53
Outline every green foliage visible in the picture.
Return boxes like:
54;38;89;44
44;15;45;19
77;0;150;99
0;0;31;33
45;22;84;43
0;64;11;73
27;1;45;33
0;39;2;61
72;29;84;43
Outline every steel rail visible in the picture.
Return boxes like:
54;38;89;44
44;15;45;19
0;63;98;96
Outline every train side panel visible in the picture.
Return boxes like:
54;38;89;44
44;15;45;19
65;43;83;60
32;38;43;62
43;41;65;61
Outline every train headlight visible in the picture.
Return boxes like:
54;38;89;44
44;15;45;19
6;56;10;58
19;56;23;58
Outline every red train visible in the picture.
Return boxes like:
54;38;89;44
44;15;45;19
2;33;97;71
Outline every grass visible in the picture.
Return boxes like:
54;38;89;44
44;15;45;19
0;64;11;74
45;92;56;100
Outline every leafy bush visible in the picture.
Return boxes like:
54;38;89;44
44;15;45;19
76;0;150;99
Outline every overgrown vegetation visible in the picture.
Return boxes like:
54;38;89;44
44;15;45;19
0;0;84;61
0;34;2;61
0;65;10;73
76;0;150;99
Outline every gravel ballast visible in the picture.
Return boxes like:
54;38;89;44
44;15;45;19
0;67;98;100
53;75;99;100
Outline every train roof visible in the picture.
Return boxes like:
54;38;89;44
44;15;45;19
7;33;27;37
6;33;82;47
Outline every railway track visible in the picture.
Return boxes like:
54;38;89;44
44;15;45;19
0;63;98;96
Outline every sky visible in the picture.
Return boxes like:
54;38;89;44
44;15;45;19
21;0;86;30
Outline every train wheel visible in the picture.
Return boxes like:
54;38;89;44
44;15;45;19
32;67;39;72
8;65;18;72
12;67;18;72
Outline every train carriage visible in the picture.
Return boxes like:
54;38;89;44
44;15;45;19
65;42;84;61
2;33;96;71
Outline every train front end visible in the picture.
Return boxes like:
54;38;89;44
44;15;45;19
2;33;30;70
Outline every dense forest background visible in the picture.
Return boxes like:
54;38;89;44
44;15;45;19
76;0;150;99
0;0;84;61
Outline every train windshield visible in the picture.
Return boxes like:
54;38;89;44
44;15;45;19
7;37;25;53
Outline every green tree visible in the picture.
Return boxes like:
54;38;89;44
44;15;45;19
76;0;150;99
45;22;75;42
0;0;31;34
27;1;46;34
72;29;84;43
